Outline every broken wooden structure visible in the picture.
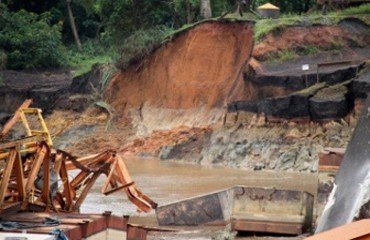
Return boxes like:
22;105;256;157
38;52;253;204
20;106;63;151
308;219;370;240
156;186;314;235
318;147;345;172
0;99;157;215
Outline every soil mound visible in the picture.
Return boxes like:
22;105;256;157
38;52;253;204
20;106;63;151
253;19;370;61
107;21;254;114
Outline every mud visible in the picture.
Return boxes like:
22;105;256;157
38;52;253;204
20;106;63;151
80;157;318;218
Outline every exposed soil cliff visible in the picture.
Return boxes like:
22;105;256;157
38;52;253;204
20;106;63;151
106;21;255;133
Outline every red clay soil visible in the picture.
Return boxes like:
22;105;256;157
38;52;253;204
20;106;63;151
119;126;210;156
253;25;366;61
106;22;254;113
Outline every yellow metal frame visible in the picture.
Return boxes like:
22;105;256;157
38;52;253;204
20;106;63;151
19;108;53;146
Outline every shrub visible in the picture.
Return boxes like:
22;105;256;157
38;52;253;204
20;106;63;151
116;25;173;70
0;5;66;69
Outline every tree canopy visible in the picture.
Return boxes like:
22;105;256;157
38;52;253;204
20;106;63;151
0;0;317;70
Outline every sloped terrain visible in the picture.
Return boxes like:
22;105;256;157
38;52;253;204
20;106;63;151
106;21;254;133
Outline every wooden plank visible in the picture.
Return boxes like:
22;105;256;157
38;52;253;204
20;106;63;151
102;158;118;193
60;160;74;211
41;151;50;207
0;149;17;206
23;142;49;209
231;218;303;235
14;151;26;200
0;99;32;138
19;110;32;137
74;171;102;210
0;136;40;151
307;219;370;240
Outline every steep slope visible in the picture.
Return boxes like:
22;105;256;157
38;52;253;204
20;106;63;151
106;21;254;133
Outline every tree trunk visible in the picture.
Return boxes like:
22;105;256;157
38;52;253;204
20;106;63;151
185;0;192;24
200;0;212;19
66;0;82;51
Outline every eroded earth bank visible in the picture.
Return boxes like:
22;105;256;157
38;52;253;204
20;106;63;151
1;17;370;239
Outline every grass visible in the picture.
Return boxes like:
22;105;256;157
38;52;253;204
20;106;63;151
267;49;297;63
267;45;321;63
116;25;173;71
295;82;327;97
111;4;369;71
314;84;348;100
254;3;370;41
67;39;117;77
68;54;112;77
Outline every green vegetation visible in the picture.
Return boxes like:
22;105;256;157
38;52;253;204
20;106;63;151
66;40;115;77
116;26;173;71
268;49;297;63
296;82;326;97
314;84;348;100
254;4;370;41
0;1;368;73
267;45;321;63
0;5;66;69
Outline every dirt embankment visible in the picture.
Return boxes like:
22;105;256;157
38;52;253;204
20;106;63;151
253;18;370;61
106;22;254;133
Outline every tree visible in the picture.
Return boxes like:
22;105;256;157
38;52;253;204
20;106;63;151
66;0;82;50
200;0;212;18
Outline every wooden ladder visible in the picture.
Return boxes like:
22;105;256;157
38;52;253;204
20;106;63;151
19;108;53;146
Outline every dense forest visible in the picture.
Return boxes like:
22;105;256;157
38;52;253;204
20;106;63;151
0;0;318;72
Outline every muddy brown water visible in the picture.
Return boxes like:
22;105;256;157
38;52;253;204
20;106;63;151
79;157;318;225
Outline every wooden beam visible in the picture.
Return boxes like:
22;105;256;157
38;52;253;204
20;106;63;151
74;171;102;210
14;151;25;201
0;149;17;206
23;142;49;209
59;160;74;211
0;99;32;138
41;152;50;207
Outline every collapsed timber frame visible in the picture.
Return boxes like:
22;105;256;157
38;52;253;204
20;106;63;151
0;99;157;215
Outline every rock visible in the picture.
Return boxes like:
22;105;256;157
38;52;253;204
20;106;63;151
285;128;305;139
309;84;352;120
159;145;174;160
253;162;266;171
54;94;92;112
0;70;71;114
70;64;104;94
53;124;97;149
352;66;370;98
259;94;309;119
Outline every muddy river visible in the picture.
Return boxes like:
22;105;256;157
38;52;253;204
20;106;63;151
79;157;318;225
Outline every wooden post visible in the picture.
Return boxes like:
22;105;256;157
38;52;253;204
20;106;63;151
0;149;17;206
